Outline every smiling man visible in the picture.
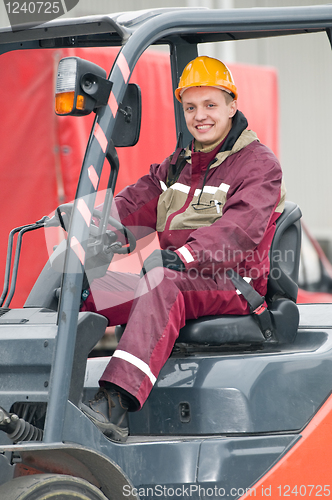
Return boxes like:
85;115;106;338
81;56;285;442
177;56;237;147
180;86;237;150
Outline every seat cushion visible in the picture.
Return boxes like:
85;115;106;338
177;314;266;345
178;299;299;345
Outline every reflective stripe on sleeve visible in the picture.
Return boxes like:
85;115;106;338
177;245;195;264
112;350;157;385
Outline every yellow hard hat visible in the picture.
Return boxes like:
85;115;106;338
175;56;238;102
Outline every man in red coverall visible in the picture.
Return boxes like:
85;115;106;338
81;56;285;441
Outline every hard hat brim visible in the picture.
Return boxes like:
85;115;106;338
175;84;237;102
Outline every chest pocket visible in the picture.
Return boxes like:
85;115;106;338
170;183;230;230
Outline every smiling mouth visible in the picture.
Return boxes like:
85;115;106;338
196;124;213;130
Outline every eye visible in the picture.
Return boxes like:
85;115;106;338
185;106;194;112
207;103;216;108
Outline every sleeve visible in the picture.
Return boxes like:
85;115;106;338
175;148;283;271
109;159;169;240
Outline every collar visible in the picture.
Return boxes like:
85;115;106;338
185;110;258;167
194;137;225;153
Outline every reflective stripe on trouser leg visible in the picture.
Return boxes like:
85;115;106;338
112;350;157;385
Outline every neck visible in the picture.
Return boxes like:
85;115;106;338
194;136;225;153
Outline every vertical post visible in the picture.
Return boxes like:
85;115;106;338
170;38;198;149
43;250;83;443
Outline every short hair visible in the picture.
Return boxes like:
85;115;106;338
223;90;235;105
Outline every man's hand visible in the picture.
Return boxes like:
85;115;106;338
140;249;185;277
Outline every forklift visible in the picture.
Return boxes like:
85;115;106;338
0;5;331;499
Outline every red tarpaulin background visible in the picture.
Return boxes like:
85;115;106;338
0;47;278;307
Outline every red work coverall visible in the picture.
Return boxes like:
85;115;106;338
82;111;284;408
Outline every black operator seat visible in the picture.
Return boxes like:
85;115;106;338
177;201;302;346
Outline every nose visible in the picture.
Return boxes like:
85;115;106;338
194;105;207;121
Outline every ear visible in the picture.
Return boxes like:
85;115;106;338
229;99;238;118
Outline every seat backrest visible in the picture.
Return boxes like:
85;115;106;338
266;201;302;303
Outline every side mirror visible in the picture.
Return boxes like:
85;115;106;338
113;84;141;147
55;57;141;147
55;57;112;116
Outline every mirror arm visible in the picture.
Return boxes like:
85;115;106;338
119;106;132;123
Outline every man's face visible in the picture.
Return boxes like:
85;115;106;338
182;86;237;148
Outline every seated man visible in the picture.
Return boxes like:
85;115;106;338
81;56;285;441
